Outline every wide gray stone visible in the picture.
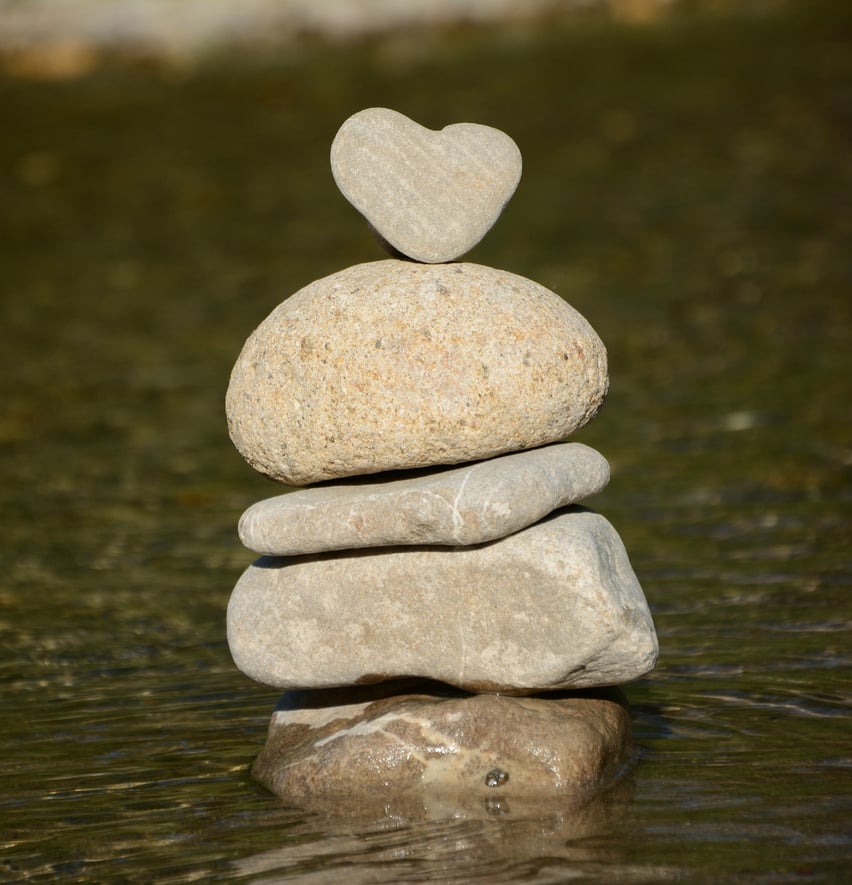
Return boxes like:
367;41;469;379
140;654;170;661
227;507;658;693
238;442;610;555
252;681;633;816
226;260;608;486
331;107;522;263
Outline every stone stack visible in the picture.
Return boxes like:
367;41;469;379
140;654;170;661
225;108;658;816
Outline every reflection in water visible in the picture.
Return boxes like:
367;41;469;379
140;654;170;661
232;777;672;883
235;688;676;881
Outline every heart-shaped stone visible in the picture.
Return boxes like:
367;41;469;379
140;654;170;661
330;107;522;263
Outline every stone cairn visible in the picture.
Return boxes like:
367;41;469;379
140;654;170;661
225;108;658;817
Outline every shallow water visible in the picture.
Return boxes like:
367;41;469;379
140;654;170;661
1;1;850;881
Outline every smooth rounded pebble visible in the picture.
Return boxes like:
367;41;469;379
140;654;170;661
331;107;522;263
239;442;610;555
252;682;633;815
226;260;608;486
227;507;658;693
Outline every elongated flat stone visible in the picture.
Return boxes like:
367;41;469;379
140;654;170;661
331;107;522;263
238;442;610;555
227;507;658;693
252;682;633;815
226;260;608;486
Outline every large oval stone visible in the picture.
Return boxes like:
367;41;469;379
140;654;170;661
251;682;633;816
226;260;608;486
227;507;658;693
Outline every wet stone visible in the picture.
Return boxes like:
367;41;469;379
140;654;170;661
485;768;510;788
238;442;610;555
251;681;634;815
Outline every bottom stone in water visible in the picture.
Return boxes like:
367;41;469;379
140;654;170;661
251;680;633;816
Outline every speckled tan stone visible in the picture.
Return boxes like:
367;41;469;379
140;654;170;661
226;260;608;486
331;107;522;263
238;442;610;555
227;507;658;693
251;682;633;814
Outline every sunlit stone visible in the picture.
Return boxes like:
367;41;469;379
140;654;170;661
238;442;610;555
252;681;633;814
227;507;658;693
226;260;608;486
331;107;522;263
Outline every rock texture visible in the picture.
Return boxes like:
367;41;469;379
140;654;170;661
238;442;610;555
331;108;522;263
226;260;608;486
223;107;658;815
252;681;633;814
227;507;658;693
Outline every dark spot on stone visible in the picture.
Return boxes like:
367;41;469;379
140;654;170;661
485;768;509;787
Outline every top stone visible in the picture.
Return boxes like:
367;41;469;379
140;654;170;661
331;107;522;263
